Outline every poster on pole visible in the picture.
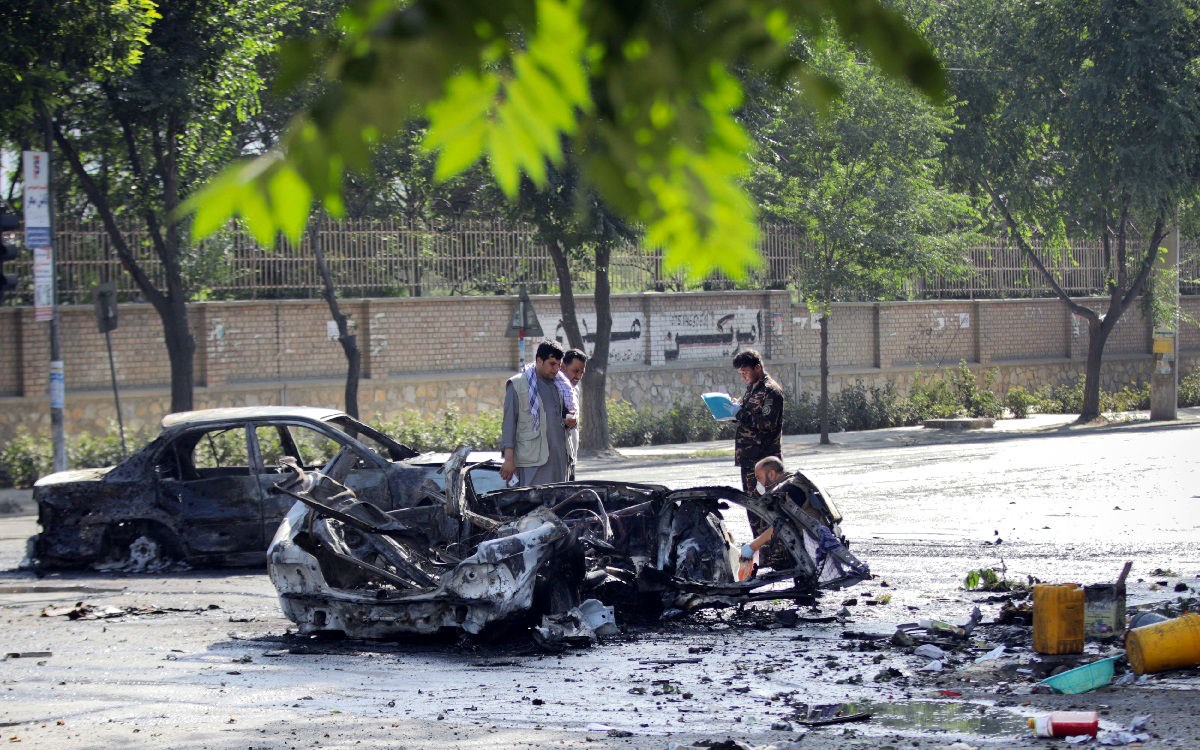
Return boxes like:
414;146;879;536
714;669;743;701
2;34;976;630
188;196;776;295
23;151;53;321
22;151;50;243
33;247;53;319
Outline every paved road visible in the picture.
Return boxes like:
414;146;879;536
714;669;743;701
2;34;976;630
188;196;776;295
597;413;1200;598
0;412;1197;749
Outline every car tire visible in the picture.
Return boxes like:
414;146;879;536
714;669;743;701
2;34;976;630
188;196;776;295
100;521;183;572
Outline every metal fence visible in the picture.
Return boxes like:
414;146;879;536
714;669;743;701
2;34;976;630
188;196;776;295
4;220;1198;305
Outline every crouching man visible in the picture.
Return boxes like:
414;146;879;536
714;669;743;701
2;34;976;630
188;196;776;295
737;456;848;581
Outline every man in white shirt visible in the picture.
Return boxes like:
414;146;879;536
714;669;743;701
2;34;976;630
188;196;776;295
562;348;588;480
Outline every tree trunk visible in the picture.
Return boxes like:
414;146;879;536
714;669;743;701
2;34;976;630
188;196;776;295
163;294;195;413
1079;315;1115;422
580;241;612;453
547;239;585;350
313;222;361;418
818;306;831;445
51;116;197;413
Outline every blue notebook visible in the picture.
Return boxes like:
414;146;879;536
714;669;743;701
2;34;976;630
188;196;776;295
701;392;740;421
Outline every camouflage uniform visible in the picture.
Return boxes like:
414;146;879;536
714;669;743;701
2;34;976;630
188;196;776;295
734;373;784;495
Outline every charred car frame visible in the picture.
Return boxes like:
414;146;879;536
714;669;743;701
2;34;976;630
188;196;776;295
27;407;505;570
267;446;870;637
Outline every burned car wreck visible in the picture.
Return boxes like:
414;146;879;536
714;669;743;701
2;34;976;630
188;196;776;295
267;447;870;639
26;407;505;570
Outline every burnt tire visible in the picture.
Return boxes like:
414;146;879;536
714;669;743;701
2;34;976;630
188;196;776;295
100;521;183;571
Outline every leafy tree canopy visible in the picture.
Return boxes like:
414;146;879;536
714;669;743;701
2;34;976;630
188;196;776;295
750;33;973;302
185;0;947;281
930;0;1200;244
0;0;159;124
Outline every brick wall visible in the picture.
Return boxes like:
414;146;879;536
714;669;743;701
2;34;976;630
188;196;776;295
979;300;1066;362
1;292;1197;440
0;309;21;396
879;301;978;367
790;304;865;368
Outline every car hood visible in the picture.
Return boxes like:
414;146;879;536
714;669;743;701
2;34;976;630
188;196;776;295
408;450;502;466
34;467;113;487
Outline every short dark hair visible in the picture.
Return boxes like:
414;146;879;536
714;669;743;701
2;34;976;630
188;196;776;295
536;340;565;362
563;348;588;366
732;349;762;369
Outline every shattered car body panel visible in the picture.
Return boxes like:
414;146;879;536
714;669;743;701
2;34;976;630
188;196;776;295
267;446;870;638
27;407;503;570
268;455;577;636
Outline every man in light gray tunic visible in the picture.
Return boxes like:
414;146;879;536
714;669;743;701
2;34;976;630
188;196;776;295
500;340;573;486
562;348;588;480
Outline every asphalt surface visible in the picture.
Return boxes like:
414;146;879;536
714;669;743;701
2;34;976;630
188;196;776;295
1;410;1198;749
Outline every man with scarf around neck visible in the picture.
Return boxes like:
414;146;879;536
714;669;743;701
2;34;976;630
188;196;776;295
500;340;574;486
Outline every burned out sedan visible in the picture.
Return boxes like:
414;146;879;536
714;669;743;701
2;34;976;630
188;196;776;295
27;407;504;570
267;446;870;639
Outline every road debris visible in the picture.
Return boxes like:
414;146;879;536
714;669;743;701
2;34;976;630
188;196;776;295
38;602;205;620
1028;710;1099;738
1096;715;1152;746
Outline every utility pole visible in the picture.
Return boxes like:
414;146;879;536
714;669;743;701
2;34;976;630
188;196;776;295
1149;223;1179;421
25;127;66;470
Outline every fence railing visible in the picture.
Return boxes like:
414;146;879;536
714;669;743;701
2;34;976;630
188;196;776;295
3;220;1197;305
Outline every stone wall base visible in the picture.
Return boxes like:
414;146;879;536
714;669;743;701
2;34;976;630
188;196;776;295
2;353;1193;440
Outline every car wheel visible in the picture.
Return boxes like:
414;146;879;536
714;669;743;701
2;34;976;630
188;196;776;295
98;521;183;572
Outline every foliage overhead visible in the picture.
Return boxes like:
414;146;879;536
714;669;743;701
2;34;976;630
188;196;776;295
185;0;947;281
0;1;160;125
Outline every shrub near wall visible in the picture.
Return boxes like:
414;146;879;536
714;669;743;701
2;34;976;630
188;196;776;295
3;368;1199;487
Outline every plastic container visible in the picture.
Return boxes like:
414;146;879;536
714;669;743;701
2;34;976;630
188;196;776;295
1028;711;1099;738
1125;611;1200;675
1033;583;1085;654
1084;582;1126;640
1036;655;1120;694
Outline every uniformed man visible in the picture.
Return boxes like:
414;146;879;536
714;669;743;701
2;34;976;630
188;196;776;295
738;455;844;580
731;348;784;496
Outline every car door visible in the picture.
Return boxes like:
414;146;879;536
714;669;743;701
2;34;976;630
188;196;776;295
158;424;265;562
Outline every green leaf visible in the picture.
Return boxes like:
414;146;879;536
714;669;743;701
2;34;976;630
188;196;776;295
487;124;521;197
187;169;241;240
267;165;313;244
237;180;278;248
514;55;575;132
424;71;498;152
505;72;562;162
424;71;498;181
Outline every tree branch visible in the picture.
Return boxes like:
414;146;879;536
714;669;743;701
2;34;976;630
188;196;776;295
51;119;167;311
104;84;170;266
977;174;1097;322
1119;215;1166;312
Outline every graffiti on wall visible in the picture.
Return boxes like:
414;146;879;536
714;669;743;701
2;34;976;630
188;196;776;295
541;312;646;363
662;309;763;362
536;308;765;364
903;310;971;364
